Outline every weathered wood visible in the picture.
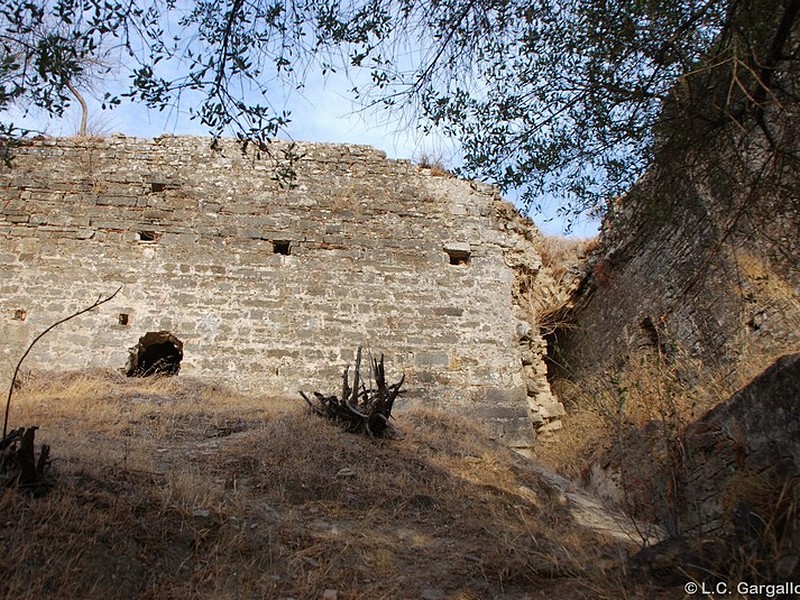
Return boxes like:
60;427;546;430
18;427;38;486
301;348;404;437
0;426;51;492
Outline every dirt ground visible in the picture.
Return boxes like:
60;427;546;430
0;370;685;599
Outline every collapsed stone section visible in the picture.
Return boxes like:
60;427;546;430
0;135;559;451
493;202;569;436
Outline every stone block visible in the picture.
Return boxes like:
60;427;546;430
8;227;35;237
536;401;566;419
443;241;471;253
432;306;464;317
482;385;528;408
525;379;542;395
415;352;450;368
96;195;139;207
92;220;128;231
538;420;563;433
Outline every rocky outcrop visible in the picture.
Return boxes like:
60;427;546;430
557;101;800;382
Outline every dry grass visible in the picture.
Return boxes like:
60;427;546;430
534;244;800;491
415;152;454;178
532;344;800;597
538;342;799;522
721;471;800;583
535;235;598;282
515;234;598;339
0;369;668;599
543;357;707;476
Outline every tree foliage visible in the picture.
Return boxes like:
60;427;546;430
1;0;300;140
1;0;117;136
1;0;798;217
347;0;799;217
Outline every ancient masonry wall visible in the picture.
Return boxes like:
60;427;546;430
560;160;800;378
0;135;562;449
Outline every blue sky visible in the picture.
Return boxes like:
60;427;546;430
9;66;600;238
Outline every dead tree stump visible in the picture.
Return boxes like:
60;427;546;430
301;348;404;437
0;426;51;493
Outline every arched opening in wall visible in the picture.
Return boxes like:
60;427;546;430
127;331;183;377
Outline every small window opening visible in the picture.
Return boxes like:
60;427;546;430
127;331;183;377
118;313;129;326
446;249;471;266
150;182;167;193
272;240;291;255
640;316;660;347
639;316;669;355
13;309;27;321
138;230;160;242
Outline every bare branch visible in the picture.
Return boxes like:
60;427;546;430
3;287;122;439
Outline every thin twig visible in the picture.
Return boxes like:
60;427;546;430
3;287;122;438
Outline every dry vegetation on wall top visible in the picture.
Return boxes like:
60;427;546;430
535;235;598;281
415;152;455;178
2;369;699;600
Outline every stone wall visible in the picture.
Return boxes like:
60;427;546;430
0;135;558;449
558;128;800;379
681;352;800;536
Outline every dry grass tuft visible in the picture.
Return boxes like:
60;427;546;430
721;472;800;582
416;152;454;178
539;340;800;536
542;351;738;499
536;235;597;281
534;344;800;598
0;370;651;599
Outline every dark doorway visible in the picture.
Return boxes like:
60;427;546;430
127;331;183;377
